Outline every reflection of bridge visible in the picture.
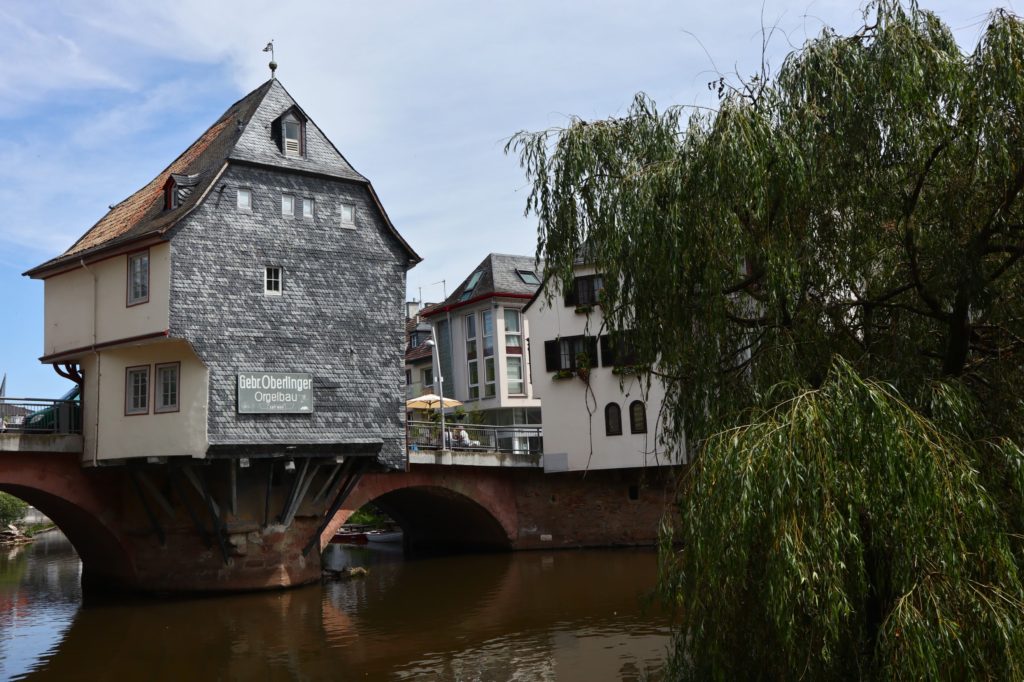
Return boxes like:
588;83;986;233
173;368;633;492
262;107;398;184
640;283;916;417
0;409;672;593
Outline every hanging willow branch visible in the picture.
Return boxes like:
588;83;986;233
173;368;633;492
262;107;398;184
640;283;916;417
508;1;1024;678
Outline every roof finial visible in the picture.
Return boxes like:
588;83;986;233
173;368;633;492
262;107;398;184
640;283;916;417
263;40;277;79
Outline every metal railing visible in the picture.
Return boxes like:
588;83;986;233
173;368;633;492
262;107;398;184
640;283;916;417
0;398;82;435
407;420;543;455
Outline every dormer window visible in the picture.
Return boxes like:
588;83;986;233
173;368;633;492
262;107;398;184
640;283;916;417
280;112;304;157
164;178;178;210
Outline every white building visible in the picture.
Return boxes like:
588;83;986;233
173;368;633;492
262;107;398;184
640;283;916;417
523;265;680;472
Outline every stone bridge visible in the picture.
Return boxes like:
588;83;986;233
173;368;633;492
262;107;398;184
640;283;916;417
0;433;673;593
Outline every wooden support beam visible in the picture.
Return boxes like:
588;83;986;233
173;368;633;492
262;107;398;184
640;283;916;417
281;463;320;528
299;454;364;557
229;460;237;517
198;467;230;566
183;465;220;517
313;462;342;502
277;458;309;524
263;461;274;527
129;471;166;546
136;470;175;518
169;469;211;548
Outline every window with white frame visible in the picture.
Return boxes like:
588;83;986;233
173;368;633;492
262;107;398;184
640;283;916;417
127;251;149;306
155;363;180;413
282;194;295;216
506;356;524;395
125;366;149;415
265;266;282;295
481;310;495;398
422;367;433;391
465;314;479;399
237;188;252;210
302;197;314;218
504;309;522;351
340;202;355;228
282;114;303;156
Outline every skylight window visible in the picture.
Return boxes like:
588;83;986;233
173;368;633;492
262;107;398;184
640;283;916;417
458;271;483;301
516;269;540;286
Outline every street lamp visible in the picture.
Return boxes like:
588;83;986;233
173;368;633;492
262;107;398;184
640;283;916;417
425;339;445;451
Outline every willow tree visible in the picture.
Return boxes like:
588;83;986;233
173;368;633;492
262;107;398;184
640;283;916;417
510;2;1024;678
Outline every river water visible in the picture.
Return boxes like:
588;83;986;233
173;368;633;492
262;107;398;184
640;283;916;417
0;532;670;680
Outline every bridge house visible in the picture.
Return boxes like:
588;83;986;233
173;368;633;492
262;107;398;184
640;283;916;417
13;78;420;591
25;78;419;469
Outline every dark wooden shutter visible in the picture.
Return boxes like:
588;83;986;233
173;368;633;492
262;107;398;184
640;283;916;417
564;279;578;306
271;117;282;152
586;336;598;367
600;335;614;367
544;340;560;372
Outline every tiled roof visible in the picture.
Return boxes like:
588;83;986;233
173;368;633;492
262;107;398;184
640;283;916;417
422;253;542;316
26;79;419;277
405;341;434;363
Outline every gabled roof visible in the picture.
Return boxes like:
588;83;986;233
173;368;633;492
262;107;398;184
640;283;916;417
25;79;420;278
421;253;542;318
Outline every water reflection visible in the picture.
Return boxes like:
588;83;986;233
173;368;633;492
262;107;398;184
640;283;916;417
1;534;668;680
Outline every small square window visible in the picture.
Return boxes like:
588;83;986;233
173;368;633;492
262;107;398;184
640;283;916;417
125;366;150;415
265;266;282;295
237;188;251;210
340;203;355;228
282;194;295;216
155;363;180;414
302;197;314;218
127;251;150;306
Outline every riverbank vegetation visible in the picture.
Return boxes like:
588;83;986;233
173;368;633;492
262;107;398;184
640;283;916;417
510;1;1024;677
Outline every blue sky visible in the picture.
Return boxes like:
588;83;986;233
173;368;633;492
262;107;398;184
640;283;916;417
0;0;1008;398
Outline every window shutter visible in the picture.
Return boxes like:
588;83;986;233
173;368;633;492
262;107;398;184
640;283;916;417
586;336;598;367
600;335;614;367
271;118;282;151
564;279;578;306
544;340;560;372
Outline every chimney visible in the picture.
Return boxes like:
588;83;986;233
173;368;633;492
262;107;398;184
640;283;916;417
405;300;421;320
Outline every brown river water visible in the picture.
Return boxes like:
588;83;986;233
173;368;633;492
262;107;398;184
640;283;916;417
0;532;670;681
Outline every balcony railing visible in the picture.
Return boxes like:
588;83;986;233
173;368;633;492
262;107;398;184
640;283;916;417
407;420;542;455
0;398;82;435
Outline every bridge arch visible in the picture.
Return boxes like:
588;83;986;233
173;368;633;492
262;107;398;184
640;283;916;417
0;452;135;590
322;468;520;552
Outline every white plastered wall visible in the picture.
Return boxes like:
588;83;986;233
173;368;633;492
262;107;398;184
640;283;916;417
81;339;208;464
524;270;677;472
43;243;171;357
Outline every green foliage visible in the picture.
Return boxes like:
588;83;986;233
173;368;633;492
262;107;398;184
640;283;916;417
661;360;1024;680
509;1;1024;678
348;505;390;527
509;1;1024;446
0;493;27;526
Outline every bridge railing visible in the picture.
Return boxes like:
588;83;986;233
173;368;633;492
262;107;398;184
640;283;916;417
0;398;82;435
407;420;542;455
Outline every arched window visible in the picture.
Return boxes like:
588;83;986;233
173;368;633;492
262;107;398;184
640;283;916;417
605;403;622;436
629;401;647;434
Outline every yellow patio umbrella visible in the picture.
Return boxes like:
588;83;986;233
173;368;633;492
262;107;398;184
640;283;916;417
405;393;463;410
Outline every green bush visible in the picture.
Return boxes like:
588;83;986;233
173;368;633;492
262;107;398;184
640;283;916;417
0;493;28;526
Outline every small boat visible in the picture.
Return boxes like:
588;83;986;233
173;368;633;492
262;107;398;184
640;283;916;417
331;524;370;544
366;529;403;544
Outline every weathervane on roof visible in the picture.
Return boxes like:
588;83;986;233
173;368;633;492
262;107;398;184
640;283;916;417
263;40;277;79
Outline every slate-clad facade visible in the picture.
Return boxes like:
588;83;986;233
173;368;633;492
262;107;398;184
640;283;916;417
27;78;418;469
169;164;409;466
